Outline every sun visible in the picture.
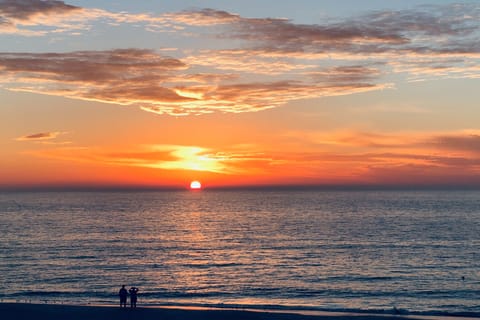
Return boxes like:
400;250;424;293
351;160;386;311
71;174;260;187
190;180;202;190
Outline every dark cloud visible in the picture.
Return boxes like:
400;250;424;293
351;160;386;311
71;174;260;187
0;49;185;83
160;5;480;88
219;16;406;57
16;132;60;141
0;0;80;20
430;134;480;153
0;49;194;111
308;65;381;84
179;4;480;57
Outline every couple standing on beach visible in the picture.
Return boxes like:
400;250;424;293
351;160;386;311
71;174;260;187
119;285;139;308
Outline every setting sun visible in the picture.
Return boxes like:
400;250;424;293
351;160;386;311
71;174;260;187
190;180;202;190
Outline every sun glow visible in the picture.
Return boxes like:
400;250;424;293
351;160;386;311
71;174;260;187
143;145;226;174
190;180;202;190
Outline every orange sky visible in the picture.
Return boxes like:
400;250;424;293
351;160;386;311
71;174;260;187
1;1;480;189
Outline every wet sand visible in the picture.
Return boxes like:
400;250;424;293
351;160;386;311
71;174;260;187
1;302;468;320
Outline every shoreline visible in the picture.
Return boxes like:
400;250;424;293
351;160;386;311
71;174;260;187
1;303;479;320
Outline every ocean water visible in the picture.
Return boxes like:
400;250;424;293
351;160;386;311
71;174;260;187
0;189;479;317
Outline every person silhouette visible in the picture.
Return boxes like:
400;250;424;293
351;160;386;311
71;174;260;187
119;285;128;308
129;287;139;308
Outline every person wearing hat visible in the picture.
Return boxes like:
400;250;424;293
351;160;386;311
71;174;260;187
129;286;139;308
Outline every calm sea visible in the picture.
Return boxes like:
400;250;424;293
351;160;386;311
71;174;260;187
0;189;479;317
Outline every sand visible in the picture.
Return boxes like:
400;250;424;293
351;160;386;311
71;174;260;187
0;303;410;320
3;303;478;320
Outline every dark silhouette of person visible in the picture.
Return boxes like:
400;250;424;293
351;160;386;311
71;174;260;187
119;285;128;308
129;287;139;308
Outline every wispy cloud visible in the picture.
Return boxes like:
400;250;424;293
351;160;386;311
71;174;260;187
272;130;480;183
26;144;273;175
284;130;480;154
20;131;480;185
160;8;240;26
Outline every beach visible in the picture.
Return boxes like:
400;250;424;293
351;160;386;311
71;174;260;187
0;303;426;320
3;303;480;320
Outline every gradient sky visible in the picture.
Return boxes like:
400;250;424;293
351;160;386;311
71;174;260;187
1;0;480;189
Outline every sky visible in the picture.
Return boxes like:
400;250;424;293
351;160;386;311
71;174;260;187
1;0;480;190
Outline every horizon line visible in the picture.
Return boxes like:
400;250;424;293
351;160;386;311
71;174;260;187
1;183;480;192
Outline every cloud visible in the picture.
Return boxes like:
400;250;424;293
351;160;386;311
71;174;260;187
289;130;480;154
0;0;84;35
3;1;479;64
168;5;480;54
15;131;71;145
26;144;273;175
277;130;480;174
16;131;63;141
0;49;186;81
1;3;479;115
19;130;480;185
166;9;406;47
185;50;317;74
0;49;198;114
429;134;480;154
307;66;381;83
0;49;388;116
0;0;175;36
175;5;480;81
161;8;240;26
0;0;79;20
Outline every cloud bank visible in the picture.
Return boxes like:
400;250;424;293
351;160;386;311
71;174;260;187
0;3;479;115
0;49;386;115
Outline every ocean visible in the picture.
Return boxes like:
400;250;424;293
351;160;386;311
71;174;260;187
0;189;479;317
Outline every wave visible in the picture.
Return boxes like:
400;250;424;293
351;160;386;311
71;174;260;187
2;190;480;318
5;286;480;300
118;301;480;318
4;296;479;319
1;291;112;299
179;262;245;269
